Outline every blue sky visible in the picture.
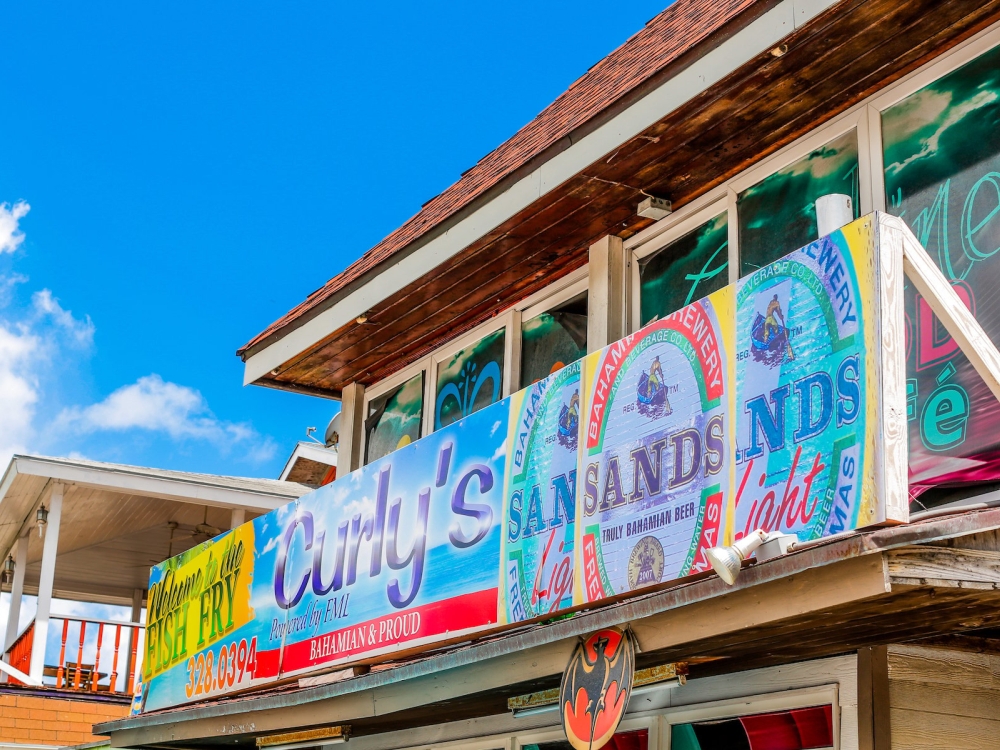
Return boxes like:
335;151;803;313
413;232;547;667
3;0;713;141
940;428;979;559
0;2;670;479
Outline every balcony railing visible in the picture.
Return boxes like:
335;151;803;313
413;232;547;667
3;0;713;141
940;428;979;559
3;615;143;696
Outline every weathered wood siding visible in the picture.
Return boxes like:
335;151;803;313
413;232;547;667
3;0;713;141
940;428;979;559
888;644;1000;749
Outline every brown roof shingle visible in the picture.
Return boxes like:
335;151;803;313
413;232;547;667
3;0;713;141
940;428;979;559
240;0;759;358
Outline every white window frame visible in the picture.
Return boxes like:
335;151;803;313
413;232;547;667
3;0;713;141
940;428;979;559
660;685;840;750
360;267;589;462
359;356;433;465
625;192;729;333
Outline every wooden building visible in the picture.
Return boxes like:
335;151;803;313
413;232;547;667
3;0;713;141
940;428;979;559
99;1;1000;748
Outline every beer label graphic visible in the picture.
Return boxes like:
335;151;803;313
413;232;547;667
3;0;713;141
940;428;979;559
501;361;581;623
576;288;733;603
734;219;878;542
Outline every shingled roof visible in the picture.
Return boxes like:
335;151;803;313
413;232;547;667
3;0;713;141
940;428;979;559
239;0;759;357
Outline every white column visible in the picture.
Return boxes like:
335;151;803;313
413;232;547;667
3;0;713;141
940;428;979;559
230;507;246;529
3;535;30;653
1;535;30;682
29;484;63;682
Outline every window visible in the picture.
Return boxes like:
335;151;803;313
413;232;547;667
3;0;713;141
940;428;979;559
520;292;588;389
738;130;860;276
881;40;1000;496
670;706;833;750
638;212;728;327
364;372;424;464
435;328;506;431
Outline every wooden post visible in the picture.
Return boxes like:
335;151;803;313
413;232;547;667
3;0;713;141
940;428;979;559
339;382;366;473
587;235;627;352
30;483;63;682
2;534;29;656
230;508;246;529
874;215;909;524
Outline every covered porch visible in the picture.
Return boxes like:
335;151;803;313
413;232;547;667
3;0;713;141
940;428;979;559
0;455;309;698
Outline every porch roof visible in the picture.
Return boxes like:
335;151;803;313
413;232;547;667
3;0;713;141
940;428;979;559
0;455;310;605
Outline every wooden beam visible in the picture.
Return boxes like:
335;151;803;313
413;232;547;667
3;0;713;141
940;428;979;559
898;216;1000;405
886;546;1000;589
587;234;626;352
339;382;366;473
874;215;909;524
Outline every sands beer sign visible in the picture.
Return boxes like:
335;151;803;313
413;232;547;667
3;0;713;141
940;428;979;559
141;215;904;711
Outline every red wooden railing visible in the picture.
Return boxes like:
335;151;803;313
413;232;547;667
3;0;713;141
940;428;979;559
4;621;33;681
3;616;143;695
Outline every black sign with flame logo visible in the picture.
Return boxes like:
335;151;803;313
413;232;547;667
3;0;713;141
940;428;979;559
559;626;636;750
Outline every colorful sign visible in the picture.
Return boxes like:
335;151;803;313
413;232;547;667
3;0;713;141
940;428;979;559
140;400;509;712
734;218;878;540
500;361;581;623
142;216;896;712
560;626;635;750
575;288;734;603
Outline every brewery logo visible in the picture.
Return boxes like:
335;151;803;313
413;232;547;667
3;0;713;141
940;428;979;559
560;627;636;750
627;536;664;589
636;355;671;418
750;293;795;367
558;390;580;450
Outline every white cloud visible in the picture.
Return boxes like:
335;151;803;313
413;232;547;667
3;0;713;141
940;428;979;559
0;201;30;254
0;200;277;472
58;374;275;458
0;324;41;466
31;289;95;346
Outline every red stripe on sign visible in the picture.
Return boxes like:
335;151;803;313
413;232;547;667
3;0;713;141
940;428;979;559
582;533;606;603
254;646;281;679
281;588;499;673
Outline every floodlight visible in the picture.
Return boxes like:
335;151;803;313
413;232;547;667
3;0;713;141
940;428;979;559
705;529;767;585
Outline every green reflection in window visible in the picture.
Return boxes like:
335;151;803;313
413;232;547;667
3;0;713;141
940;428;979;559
520;293;588;389
435;328;505;430
365;372;424;464
738;130;860;276
640;213;728;326
882;42;1000;497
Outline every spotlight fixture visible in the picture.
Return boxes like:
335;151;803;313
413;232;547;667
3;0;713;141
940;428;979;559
256;725;349;749
637;196;673;220
705;529;798;585
36;505;48;538
770;43;788;58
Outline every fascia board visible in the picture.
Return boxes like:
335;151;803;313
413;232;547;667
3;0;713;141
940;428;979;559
244;0;839;386
11;456;301;512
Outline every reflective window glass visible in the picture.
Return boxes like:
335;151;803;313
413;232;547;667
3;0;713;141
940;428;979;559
520;292;588;389
364;372;424;464
738;130;860;276
434;328;506;430
882;43;1000;500
671;705;833;750
639;212;728;326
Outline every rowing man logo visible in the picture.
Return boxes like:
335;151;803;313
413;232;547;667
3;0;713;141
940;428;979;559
751;293;795;367
636;355;671;418
560;627;636;750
